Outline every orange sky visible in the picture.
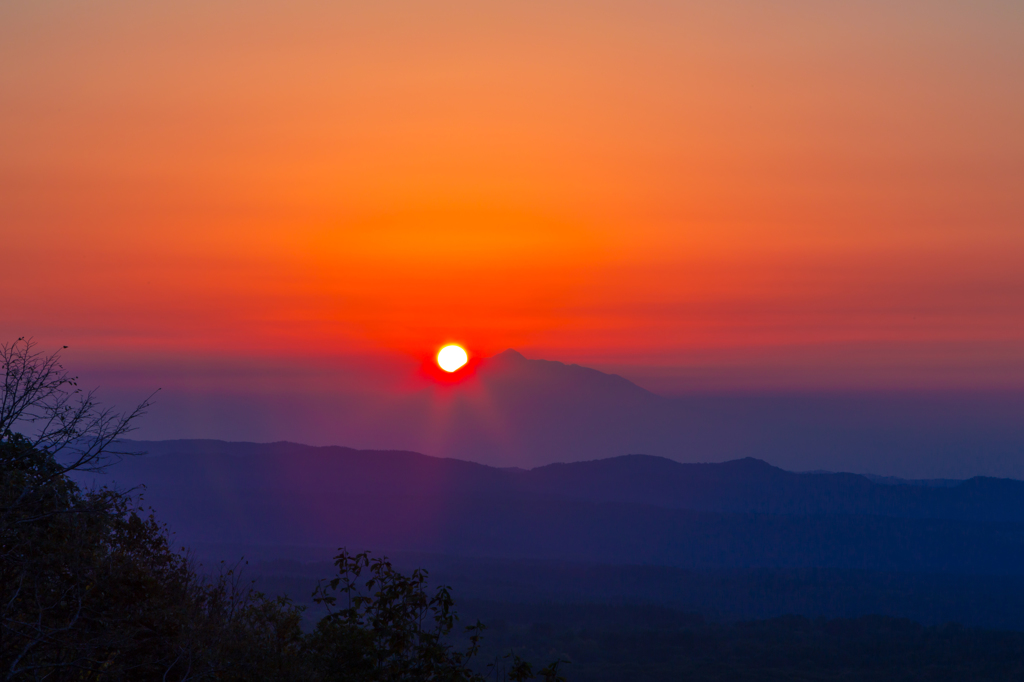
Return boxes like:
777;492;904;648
2;0;1023;391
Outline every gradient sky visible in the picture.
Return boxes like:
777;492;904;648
2;0;1023;396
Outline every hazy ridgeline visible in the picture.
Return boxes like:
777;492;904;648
97;441;1024;628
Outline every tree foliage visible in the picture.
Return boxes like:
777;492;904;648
307;550;485;681
1;432;277;680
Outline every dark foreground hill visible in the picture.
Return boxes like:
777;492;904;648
102;440;1024;574
463;606;1024;682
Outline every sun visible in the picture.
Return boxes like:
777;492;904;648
437;344;468;372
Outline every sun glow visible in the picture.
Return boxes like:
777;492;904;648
437;345;468;372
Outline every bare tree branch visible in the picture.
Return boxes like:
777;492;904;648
0;338;156;475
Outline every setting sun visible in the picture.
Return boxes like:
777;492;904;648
437;345;469;372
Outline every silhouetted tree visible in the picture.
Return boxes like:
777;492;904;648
305;549;486;681
0;338;153;477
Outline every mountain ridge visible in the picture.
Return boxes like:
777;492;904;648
112;439;1024;523
86;439;1024;575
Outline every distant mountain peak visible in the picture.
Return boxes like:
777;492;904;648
724;457;778;469
479;349;657;400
